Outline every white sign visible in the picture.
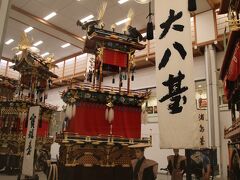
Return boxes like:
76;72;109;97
155;0;200;148
22;106;40;176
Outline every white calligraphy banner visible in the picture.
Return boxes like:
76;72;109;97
155;0;201;148
22;106;40;176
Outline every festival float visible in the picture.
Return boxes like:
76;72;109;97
55;3;152;180
0;33;58;175
219;0;240;179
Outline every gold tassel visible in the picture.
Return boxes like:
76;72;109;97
146;40;150;61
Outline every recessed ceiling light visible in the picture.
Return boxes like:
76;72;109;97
82;36;86;39
16;51;22;55
5;39;14;45
80;15;94;23
24;27;33;33
118;0;129;4
61;43;71;48
41;52;49;57
135;0;151;4
115;18;130;26
33;40;43;47
43;12;57;20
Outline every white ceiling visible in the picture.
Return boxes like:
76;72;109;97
2;0;212;60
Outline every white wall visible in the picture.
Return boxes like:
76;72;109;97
46;86;66;110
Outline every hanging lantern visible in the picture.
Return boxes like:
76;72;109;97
131;74;134;81
72;104;76;118
141;103;148;124
188;0;197;12
112;76;115;84
105;101;114;124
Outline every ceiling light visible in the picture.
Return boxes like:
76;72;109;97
115;18;130;26
43;12;57;20
33;40;43;47
80;15;94;23
41;52;49;57
82;36;86;39
61;43;71;48
24;27;33;33
16;51;22;55
135;0;151;4
198;85;202;88
5;39;14;45
118;0;129;4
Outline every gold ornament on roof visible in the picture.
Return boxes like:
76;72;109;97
97;1;107;28
227;9;240;31
45;54;58;69
17;32;32;50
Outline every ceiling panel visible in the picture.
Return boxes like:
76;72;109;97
11;0;31;8
3;18;80;60
35;0;74;11
21;0;52;18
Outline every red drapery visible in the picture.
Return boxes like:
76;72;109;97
23;119;49;137
228;41;240;81
103;49;128;68
66;102;141;138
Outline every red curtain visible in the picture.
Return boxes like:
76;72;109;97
228;41;240;81
103;49;128;68
66;102;141;138
22;118;49;137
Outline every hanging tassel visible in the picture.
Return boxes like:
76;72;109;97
147;22;154;40
108;107;114;123
131;74;134;81
112;76;115;84
72;104;76;118
146;1;154;40
146;40;150;61
105;108;109;121
188;0;197;12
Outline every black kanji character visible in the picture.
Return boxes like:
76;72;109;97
30;114;36;129
158;43;187;70
158;48;171;70
199;125;205;132
159;9;184;39
200;136;205;146
173;42;187;60
26;141;32;155
198;114;204;121
28;129;34;139
159;71;188;114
